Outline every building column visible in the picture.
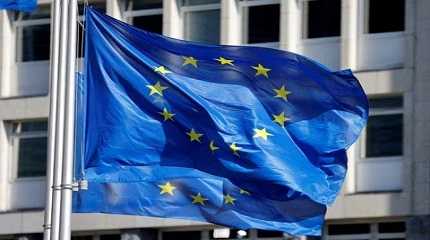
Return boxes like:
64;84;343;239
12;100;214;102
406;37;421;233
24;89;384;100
279;0;301;52
106;0;124;20
121;229;158;240
220;0;241;45
0;10;14;97
163;0;183;39
340;0;359;70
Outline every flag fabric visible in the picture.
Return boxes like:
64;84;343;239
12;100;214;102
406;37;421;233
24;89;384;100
0;0;37;12
73;7;368;236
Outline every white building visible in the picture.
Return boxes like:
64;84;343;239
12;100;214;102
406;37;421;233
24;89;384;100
0;0;429;239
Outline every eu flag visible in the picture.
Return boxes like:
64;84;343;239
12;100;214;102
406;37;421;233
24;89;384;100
73;7;368;236
0;0;37;12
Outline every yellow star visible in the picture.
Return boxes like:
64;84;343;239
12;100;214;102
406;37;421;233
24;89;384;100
224;194;236;205
215;57;234;66
253;128;273;141
209;140;219;153
158;182;176;196
187;129;203;142
154;66;171;75
239;189;251;195
230;142;241;156
273;85;291;101
159;108;175;121
191;193;208;205
146;81;168;96
252;64;271;78
183;56;198;68
273;112;290;127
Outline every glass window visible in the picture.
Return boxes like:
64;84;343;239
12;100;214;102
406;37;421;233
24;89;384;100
15;4;51;62
328;223;371;235
245;4;280;44
11;120;48;178
210;229;249;239
125;0;163;34
368;0;405;33
182;0;220;44
184;8;220;44
72;236;93;240
99;234;120;240
305;0;341;38
378;222;406;233
257;230;283;238
365;97;403;158
162;231;201;240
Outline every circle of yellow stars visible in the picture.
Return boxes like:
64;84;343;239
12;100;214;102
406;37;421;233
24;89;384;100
150;54;292;207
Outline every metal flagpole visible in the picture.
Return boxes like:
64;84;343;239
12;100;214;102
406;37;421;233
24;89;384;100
59;0;78;239
43;0;61;239
50;0;69;239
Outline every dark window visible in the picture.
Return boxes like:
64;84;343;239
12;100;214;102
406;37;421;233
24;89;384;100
126;0;162;10
20;24;51;61
13;121;48;178
378;222;406;233
99;234;120;240
328;223;371;235
307;0;341;38
133;14;163;34
366;97;403;158
366;114;403;157
162;231;201;240
368;0;405;33
257;230;284;238
78;1;106;15
247;4;280;43
72;236;93;240
184;0;220;6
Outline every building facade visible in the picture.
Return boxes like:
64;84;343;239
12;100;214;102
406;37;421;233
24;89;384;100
0;0;429;239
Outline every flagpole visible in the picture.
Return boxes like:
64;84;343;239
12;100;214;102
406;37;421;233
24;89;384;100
43;0;61;239
49;0;69;239
59;0;78;239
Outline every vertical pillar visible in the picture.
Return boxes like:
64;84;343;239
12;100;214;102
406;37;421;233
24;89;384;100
220;0;241;45
340;0;359;70
280;0;301;53
0;11;14;97
106;0;124;20
163;0;182;39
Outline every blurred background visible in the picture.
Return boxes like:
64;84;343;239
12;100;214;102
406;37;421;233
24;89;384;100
0;0;428;239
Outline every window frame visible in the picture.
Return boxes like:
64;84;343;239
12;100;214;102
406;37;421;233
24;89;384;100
124;0;163;31
363;0;405;35
13;3;51;63
324;221;406;240
8;120;48;181
239;0;280;48
301;0;341;40
360;100;404;161
181;1;221;44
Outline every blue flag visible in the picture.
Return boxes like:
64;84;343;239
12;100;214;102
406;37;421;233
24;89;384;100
0;0;37;12
73;7;368;236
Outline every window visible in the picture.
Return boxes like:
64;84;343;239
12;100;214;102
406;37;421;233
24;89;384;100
182;0;221;44
257;230;284;238
367;0;405;33
325;221;406;240
210;229;250;239
162;231;201;240
356;96;403;192
304;0;341;38
9;120;48;178
241;0;280;45
77;0;106;57
125;0;163;34
365;97;403;158
99;234;120;240
15;4;51;62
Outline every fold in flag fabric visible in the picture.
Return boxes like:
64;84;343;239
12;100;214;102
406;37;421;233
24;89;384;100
73;7;368;236
0;0;37;12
